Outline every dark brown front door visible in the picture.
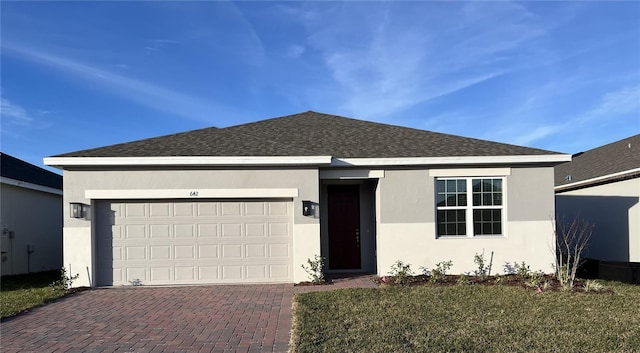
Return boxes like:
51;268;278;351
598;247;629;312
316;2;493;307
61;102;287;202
327;184;361;270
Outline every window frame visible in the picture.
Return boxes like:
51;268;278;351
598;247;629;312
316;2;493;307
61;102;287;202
435;177;506;238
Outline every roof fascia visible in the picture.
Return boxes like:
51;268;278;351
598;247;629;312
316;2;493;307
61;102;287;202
555;167;640;192
1;176;63;195
331;154;571;167
44;156;333;168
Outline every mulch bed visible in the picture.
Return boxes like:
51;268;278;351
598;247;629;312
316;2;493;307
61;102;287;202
373;274;614;294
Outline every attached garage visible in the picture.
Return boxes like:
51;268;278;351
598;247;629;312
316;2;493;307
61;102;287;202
95;199;293;286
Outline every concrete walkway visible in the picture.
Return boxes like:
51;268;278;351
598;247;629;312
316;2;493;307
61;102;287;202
0;275;376;353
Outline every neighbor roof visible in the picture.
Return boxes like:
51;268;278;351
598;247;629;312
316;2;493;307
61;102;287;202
53;111;559;159
555;134;640;191
1;153;63;189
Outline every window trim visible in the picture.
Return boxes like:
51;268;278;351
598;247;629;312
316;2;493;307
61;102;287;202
435;177;506;238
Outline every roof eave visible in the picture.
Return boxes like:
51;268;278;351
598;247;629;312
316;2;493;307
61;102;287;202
555;168;640;193
43;156;334;168
331;154;572;167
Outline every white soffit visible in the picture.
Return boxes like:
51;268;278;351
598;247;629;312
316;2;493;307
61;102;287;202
319;169;385;179
331;154;571;166
429;168;511;177
44;156;333;167
85;188;299;199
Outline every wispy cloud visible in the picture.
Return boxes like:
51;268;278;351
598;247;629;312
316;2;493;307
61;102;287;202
289;2;549;119
1;97;33;126
493;85;640;149
144;39;178;52
586;86;640;118
2;42;237;125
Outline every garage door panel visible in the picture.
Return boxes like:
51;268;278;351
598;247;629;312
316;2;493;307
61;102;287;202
221;223;242;237
198;245;219;259
221;203;242;216
199;266;219;280
197;203;218;216
150;203;171;217
245;202;266;216
222;265;243;280
268;223;289;237
197;224;219;237
151;267;171;281
100;199;292;285
125;203;146;217
246;223;265;237
150;245;170;260
125;225;147;239
150;224;171;238
269;243;290;258
173;203;194;217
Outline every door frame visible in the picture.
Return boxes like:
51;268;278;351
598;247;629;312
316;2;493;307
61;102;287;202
319;179;377;273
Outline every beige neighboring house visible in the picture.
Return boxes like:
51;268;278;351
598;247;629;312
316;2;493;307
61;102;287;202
44;111;571;287
555;134;640;283
1;153;63;275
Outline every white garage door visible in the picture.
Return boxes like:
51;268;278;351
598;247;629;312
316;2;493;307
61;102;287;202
96;199;293;286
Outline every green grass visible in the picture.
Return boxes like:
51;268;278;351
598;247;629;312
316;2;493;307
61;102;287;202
1;270;68;319
291;282;640;353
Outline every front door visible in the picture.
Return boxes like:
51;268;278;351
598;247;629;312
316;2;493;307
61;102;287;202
327;184;361;270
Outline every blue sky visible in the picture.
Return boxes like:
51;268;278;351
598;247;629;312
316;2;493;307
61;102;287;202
1;1;639;173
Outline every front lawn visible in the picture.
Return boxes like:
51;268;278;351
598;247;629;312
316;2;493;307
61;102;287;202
291;282;640;352
1;270;68;319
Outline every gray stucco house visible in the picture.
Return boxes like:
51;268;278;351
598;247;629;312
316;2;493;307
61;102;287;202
44;111;571;287
1;153;63;275
555;134;640;283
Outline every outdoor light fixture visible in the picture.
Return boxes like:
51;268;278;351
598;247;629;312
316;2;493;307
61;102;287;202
70;202;87;219
302;200;312;216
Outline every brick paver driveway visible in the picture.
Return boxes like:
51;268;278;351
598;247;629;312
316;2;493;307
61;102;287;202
0;276;375;353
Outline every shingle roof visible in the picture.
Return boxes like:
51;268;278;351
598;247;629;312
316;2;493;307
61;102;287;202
53;111;559;158
1;153;63;190
554;134;640;188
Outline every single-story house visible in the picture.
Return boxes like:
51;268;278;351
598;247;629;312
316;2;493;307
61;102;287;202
44;111;571;287
555;134;640;283
1;153;63;275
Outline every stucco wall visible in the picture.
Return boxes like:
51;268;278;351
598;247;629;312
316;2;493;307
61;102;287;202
1;183;62;275
376;167;556;275
556;177;640;262
62;168;320;286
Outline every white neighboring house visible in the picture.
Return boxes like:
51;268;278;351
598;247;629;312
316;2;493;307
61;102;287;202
1;153;63;275
44;111;571;287
555;134;640;283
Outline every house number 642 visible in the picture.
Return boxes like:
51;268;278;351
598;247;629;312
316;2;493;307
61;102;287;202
190;191;199;197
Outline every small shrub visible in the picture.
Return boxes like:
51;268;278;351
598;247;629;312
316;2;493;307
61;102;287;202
430;260;453;283
503;262;516;275
389;260;414;285
584;279;604;292
457;273;471;285
526;271;544;288
473;253;489;278
514;261;531;278
301;255;325;283
49;267;79;290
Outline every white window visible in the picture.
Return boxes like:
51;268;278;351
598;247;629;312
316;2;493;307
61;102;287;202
436;177;504;237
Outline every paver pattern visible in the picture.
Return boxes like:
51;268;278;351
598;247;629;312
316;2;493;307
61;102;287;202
0;275;375;353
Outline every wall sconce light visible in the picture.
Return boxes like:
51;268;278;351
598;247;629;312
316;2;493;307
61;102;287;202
302;200;312;216
70;202;88;219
